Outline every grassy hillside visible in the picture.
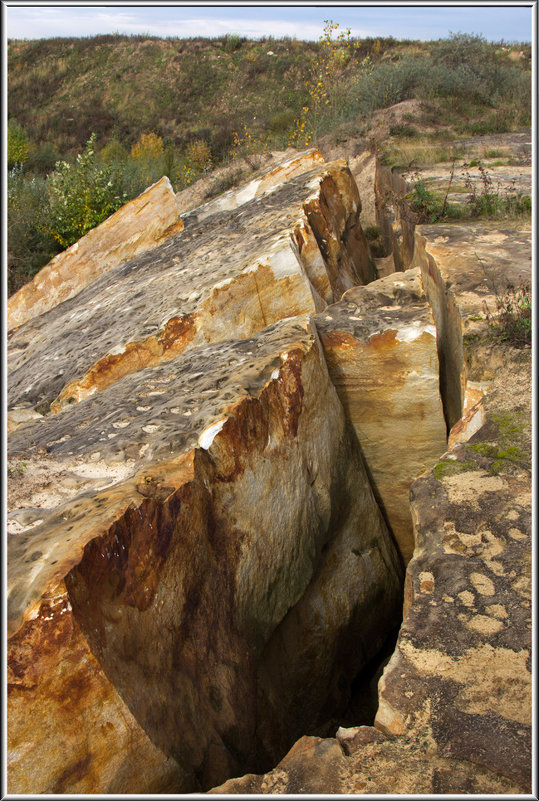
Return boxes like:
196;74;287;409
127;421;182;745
7;30;531;294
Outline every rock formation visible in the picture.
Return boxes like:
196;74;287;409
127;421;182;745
7;142;531;795
314;268;447;563
8;151;398;793
209;217;532;795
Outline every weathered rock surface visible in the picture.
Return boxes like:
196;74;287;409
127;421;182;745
314;268;447;564
191;147;326;220
8;158;374;417
210;220;532;795
8;316;402;792
412;222;531;429
7;137;531;796
376;360;532;791
7;176;184;331
7;152;399;794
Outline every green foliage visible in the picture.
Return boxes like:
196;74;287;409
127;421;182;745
45;133;127;249
406;175;447;222
25;141;59;174
223;34;244;53
8;119;29;167
364;226;380;240
462;162;531;218
433;458;478;480
99;138;128;164
7;165;59;294
476;254;532;348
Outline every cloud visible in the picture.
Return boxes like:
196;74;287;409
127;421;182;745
5;4;531;43
6;6;374;42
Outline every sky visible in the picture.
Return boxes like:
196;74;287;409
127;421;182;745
4;3;535;44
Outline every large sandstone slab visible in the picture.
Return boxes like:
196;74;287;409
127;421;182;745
8;159;374;418
8;314;402;793
191;147;326;220
314;268;447;564
7;176;184;331
211;220;532;795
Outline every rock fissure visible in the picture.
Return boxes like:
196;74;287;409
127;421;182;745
7;143;531;794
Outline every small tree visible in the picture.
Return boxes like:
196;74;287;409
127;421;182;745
296;20;371;140
127;132;166;191
45;133;127;249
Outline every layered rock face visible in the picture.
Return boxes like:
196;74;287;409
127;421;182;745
8;155;373;417
314;268;447;564
7;153;400;793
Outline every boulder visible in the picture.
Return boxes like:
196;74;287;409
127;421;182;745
8;316;403;792
7;152;398;793
209;219;532;795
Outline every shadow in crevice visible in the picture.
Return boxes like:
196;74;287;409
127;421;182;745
305;624;402;739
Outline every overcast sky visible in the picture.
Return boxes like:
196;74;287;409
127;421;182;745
4;3;535;43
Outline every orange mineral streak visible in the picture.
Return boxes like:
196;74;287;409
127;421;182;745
319;330;358;352
7;579;182;794
368;328;398;350
52;314;197;412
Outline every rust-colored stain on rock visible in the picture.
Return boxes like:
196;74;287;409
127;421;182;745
320;330;358;351
52;313;196;410
368;329;398;350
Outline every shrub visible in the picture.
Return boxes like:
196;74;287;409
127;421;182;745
483;281;532;347
186;139;213;172
99;138;128;164
462;162;531;218
45;133;127;249
131;131;164;160
407;177;444;222
25;141;59;175
223;34;244;53
8;165;59;294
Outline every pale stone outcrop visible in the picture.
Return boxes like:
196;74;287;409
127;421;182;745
412;222;531;430
374;161;415;271
192;147;326;221
210;219;532;795
7;177;184;331
8;133;531;796
8;316;402;793
314;268;447;564
7;150;395;794
8;159;374;417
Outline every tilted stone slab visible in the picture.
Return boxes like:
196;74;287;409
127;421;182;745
8;315;402;793
7;176;184;331
412;223;532;430
313;268;447;564
209;222;532;796
192;147;326;221
8;160;374;419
